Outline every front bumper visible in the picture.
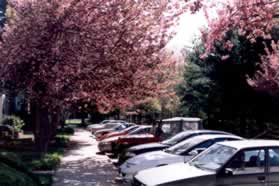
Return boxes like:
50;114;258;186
118;151;137;164
119;165;135;181
132;177;145;186
98;143;112;153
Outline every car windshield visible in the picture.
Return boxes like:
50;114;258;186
124;126;138;132
164;138;201;155
101;120;114;124
113;124;125;130
161;132;192;145
129;127;150;134
190;144;237;171
106;123;119;128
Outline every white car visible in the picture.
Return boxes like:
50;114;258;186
88;122;124;133
134;140;279;186
119;134;242;181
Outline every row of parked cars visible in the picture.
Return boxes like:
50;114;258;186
90;119;279;186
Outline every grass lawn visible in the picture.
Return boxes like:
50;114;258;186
65;119;82;125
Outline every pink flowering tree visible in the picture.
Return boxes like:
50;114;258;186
196;0;279;95
248;42;279;95
0;0;184;152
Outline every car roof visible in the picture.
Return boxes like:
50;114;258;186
191;134;242;141
138;125;152;128
177;130;232;135
162;117;201;122
218;140;279;150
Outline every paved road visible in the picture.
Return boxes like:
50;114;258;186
53;129;127;186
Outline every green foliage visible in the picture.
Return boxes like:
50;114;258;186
177;44;214;119
177;33;279;137
1;115;25;132
31;153;62;170
0;152;29;170
0;162;38;186
56;127;74;135
0;152;39;186
54;134;70;147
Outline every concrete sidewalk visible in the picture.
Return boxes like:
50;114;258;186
53;129;124;186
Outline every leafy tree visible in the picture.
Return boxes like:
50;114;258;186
177;45;214;119
199;0;279;97
178;32;279;137
0;0;183;152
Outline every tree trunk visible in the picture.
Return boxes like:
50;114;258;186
31;102;53;154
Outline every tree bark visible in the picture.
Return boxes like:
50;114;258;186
31;102;53;154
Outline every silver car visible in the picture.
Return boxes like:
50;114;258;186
134;140;279;186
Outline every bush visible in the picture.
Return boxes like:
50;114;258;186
0;162;38;186
56;127;74;135
31;153;61;171
0;152;39;186
53;134;70;147
0;152;28;170
1;115;25;133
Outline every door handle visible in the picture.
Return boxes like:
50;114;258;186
257;176;266;182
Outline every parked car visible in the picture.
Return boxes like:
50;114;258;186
98;126;153;153
99;125;139;141
94;123;128;140
120;134;243;181
133;140;279;186
87;120;123;128
89;122;125;133
113;126;161;155
119;130;234;164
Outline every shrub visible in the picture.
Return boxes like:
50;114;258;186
56;127;74;135
1;115;25;133
0;152;39;186
0;152;28;170
54;134;70;147
31;153;61;170
0;162;38;186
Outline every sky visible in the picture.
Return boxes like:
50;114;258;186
166;11;206;63
166;11;207;60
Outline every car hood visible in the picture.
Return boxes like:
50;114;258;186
135;163;215;186
120;134;154;139
95;128;114;134
89;124;103;129
129;143;169;151
125;151;189;167
107;131;122;136
101;136;120;143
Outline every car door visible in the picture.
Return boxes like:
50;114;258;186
267;147;279;186
217;148;267;186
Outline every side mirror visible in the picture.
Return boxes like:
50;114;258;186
224;168;233;176
188;148;206;156
188;150;199;156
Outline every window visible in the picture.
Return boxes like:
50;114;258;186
183;140;214;156
192;140;213;149
268;148;279;172
226;149;265;175
190;144;237;171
